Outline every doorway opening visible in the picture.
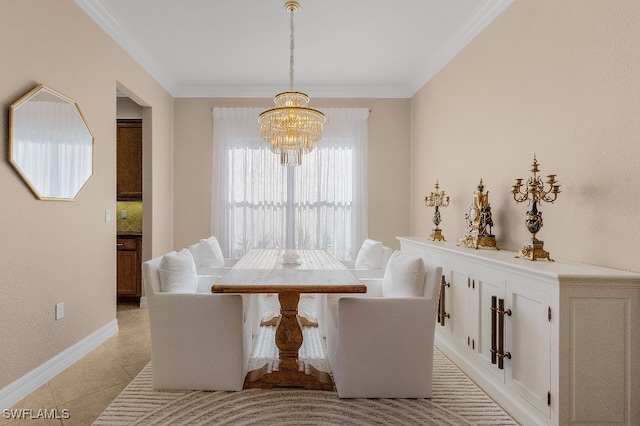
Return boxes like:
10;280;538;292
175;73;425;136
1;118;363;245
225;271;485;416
115;86;151;306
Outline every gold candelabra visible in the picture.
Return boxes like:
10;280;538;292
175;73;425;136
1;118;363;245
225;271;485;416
511;155;561;261
424;180;450;241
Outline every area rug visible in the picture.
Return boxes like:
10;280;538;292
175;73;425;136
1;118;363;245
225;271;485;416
94;324;517;425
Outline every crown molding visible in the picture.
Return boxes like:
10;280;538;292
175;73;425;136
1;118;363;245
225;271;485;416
175;84;413;99
73;0;178;96
406;0;513;97
75;0;512;99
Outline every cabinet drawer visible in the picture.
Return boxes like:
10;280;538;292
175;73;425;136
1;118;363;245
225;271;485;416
117;238;137;250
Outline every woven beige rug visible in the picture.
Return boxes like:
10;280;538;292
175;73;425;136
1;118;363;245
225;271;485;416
94;323;517;425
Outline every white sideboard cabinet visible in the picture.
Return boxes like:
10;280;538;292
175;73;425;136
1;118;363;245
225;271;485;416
398;237;640;426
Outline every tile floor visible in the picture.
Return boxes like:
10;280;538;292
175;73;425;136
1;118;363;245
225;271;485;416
1;304;150;426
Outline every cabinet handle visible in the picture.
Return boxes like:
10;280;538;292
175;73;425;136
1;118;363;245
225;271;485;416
437;275;450;326
496;298;512;369
490;296;497;364
116;243;125;247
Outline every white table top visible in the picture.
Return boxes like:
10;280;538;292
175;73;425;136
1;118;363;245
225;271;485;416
212;249;366;294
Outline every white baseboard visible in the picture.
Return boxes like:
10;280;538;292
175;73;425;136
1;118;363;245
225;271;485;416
0;319;119;410
434;334;540;426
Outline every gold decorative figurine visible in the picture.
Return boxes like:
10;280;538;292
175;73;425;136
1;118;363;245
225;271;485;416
424;180;450;241
458;179;498;250
511;155;561;261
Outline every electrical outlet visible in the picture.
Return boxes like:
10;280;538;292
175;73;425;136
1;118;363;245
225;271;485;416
121;210;128;219
55;302;64;321
105;209;111;222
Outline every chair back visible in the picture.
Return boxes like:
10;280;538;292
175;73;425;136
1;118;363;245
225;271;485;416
422;260;443;300
142;256;163;297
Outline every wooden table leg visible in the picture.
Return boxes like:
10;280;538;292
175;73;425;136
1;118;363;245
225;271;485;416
260;308;318;327
244;291;333;390
260;312;280;327
298;311;318;327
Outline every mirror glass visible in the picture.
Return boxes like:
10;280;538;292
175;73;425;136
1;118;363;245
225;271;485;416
9;85;94;200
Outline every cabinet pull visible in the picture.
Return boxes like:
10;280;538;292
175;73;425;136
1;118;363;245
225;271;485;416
467;336;476;349
496;298;512;369
116;243;125;247
437;275;450;326
490;296;497;364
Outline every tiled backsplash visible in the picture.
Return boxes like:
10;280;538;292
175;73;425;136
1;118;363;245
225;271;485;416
116;201;143;234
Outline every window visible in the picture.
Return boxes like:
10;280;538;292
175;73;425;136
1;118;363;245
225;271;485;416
212;107;369;260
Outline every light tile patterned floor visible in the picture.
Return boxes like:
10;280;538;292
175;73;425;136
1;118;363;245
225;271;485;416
1;304;150;426
2;297;316;425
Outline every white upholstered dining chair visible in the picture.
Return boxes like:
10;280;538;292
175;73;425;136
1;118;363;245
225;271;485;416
316;239;393;336
339;238;394;276
325;251;442;398
142;252;253;391
188;236;238;276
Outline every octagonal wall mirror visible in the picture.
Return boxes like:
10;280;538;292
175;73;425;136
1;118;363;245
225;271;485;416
9;85;94;200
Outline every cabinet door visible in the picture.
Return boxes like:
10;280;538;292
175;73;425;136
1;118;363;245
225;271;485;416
504;279;552;418
116;237;141;297
117;119;142;199
473;268;505;380
445;260;473;354
117;249;139;296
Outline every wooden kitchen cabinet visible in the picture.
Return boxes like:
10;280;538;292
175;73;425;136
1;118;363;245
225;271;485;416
116;119;142;200
117;235;142;298
399;237;640;426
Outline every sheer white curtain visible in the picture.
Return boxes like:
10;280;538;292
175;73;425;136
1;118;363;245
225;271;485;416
211;107;369;260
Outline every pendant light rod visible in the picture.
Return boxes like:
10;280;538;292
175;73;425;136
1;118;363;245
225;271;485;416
286;1;299;92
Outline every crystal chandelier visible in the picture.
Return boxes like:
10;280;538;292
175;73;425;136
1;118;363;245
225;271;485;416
259;0;325;166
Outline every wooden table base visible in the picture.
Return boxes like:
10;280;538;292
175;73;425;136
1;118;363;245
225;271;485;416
260;312;318;327
244;362;333;390
244;291;333;391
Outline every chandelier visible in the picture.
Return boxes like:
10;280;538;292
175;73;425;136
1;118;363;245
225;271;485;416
259;0;325;166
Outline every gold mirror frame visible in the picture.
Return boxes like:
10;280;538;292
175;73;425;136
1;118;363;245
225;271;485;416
9;85;94;200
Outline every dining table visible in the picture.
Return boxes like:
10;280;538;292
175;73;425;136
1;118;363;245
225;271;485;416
212;248;366;390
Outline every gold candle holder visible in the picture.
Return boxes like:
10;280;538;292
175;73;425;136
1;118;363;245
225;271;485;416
424;180;450;241
511;155;561;261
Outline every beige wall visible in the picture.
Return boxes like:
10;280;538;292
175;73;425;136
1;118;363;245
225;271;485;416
116;97;143;119
410;0;640;273
173;98;411;254
0;0;174;389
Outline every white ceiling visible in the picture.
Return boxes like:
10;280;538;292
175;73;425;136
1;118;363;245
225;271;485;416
75;0;512;98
